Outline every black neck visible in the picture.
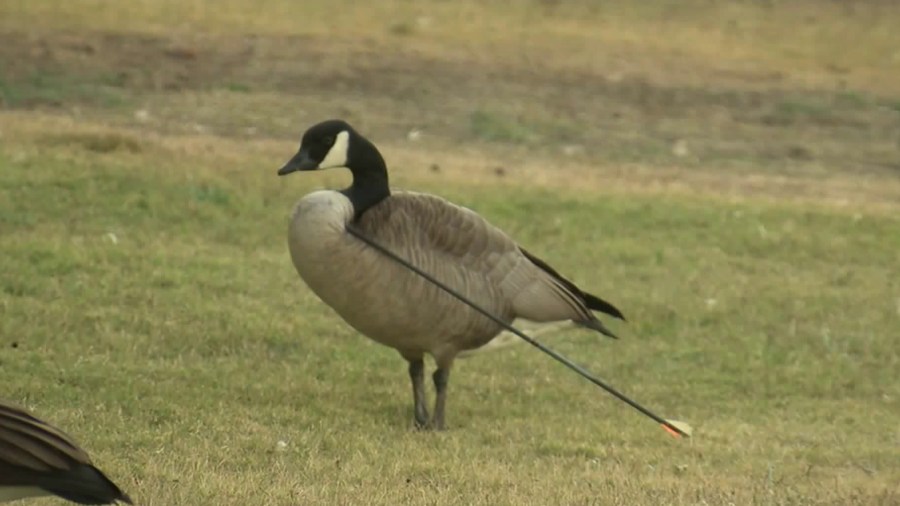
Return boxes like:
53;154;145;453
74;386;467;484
340;137;390;221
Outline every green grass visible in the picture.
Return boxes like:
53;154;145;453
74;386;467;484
1;0;900;504
0;71;127;108
469;110;538;144
1;118;898;505
468;109;583;146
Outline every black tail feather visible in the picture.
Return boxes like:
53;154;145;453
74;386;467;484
42;464;133;505
584;293;626;321
576;318;619;339
520;247;627;322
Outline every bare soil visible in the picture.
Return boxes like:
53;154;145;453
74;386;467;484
2;30;898;181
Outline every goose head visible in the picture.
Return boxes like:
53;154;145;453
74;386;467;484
278;120;390;217
278;119;364;175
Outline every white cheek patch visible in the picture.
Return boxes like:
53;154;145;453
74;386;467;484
319;130;349;169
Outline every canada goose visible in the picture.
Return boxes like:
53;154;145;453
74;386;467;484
277;119;625;430
0;400;132;505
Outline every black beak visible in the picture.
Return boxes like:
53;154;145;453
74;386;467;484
277;148;318;176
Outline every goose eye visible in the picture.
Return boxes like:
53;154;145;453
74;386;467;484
322;135;335;147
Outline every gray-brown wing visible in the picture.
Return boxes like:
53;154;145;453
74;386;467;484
356;192;521;280
356;192;612;328
519;248;625;321
360;192;508;249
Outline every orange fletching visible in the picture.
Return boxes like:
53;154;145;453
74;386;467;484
662;423;682;438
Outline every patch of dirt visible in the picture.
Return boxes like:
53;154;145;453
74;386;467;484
1;30;898;179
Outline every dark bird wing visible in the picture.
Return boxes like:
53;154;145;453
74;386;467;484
0;400;132;505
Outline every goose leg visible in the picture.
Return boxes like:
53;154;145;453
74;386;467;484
404;356;430;428
430;367;451;431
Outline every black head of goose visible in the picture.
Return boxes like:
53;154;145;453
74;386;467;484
0;400;132;504
277;119;389;220
278;119;625;430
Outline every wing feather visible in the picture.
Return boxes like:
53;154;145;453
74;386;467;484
355;191;622;332
0;401;89;474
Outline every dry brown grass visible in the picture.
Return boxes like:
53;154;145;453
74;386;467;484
6;111;899;214
2;0;899;94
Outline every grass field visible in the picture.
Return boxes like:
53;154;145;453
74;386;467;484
1;1;899;504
